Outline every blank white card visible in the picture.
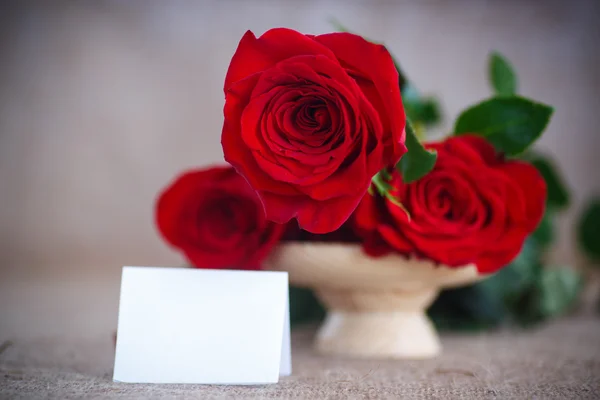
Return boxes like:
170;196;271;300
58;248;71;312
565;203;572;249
113;267;291;384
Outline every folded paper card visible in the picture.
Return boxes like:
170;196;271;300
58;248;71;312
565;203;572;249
113;266;291;384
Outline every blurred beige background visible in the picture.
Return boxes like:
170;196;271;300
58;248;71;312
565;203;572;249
1;0;599;338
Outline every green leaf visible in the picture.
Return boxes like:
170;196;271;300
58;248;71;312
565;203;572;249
480;238;541;299
454;96;553;155
578;198;600;262
489;52;518;95
411;98;441;125
508;285;545;326
526;153;570;210
429;284;505;332
403;84;442;127
508;266;580;326
371;170;394;197
430;241;583;329
507;239;542;281
371;170;411;218
396;120;437;183
289;286;325;326
538;267;581;317
530;211;555;249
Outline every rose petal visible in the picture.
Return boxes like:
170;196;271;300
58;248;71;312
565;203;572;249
156;168;230;247
225;29;338;92
258;190;304;224
377;224;414;254
223;74;300;196
458;134;502;165
499;161;547;231
295;193;365;234
315;32;406;163
155;165;286;270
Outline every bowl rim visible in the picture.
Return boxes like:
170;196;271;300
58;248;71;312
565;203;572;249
265;241;481;291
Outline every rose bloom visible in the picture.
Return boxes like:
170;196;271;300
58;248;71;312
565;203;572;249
282;219;360;244
221;28;406;234
354;135;547;274
155;166;285;269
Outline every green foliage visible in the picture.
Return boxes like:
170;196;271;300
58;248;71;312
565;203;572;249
396;120;437;183
538;267;581;317
459;52;553;157
482;239;541;298
371;170;411;217
454;96;553;156
405;98;441;127
289;286;325;325
371;169;394;198
525;152;571;210
504;266;581;326
489;52;518;96
531;211;554;249
428;283;506;331
431;238;581;331
431;239;536;331
578;198;600;262
402;83;442;127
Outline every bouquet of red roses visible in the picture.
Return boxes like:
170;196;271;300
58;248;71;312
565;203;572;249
157;27;550;275
153;27;587;357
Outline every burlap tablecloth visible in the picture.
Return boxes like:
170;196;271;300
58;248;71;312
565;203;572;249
1;316;599;399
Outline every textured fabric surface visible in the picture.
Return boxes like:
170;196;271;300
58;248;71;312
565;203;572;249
1;317;599;400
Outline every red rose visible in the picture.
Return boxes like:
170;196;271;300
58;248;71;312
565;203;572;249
282;219;360;243
221;28;406;234
155;166;285;269
354;135;547;274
